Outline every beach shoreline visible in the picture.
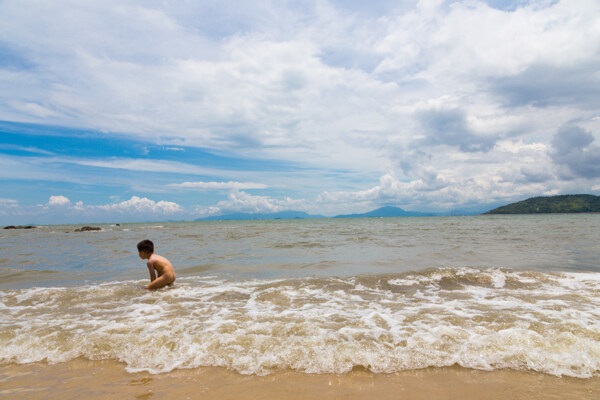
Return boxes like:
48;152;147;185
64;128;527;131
3;217;600;398
1;359;598;400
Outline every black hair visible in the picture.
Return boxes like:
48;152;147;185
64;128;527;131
137;239;154;254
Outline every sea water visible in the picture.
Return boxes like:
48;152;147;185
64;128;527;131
1;215;599;377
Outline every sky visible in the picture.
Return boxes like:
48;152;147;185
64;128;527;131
1;0;600;224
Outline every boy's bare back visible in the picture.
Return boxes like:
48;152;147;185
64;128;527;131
146;254;176;289
137;239;176;290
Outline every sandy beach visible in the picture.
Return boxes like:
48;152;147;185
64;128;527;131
1;359;598;400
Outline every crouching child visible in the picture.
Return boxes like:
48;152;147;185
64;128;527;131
137;239;176;290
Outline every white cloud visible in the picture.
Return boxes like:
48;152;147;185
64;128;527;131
196;189;307;217
8;101;60;118
97;196;183;214
0;199;20;218
66;158;214;175
0;199;20;217
376;0;600;83
169;181;268;190
74;201;84;211
0;195;185;224
0;144;54;155
47;195;70;206
316;172;449;212
0;198;19;207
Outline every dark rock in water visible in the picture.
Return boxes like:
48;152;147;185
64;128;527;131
74;226;102;232
3;225;36;229
116;224;121;226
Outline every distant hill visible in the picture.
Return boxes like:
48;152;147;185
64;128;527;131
195;210;326;221
333;206;434;219
485;194;600;214
194;206;436;221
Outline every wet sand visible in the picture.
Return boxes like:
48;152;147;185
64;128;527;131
1;360;598;400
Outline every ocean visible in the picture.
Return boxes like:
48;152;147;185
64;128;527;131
1;214;600;397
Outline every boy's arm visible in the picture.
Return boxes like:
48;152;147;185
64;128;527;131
147;261;156;282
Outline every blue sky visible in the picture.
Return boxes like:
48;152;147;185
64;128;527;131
1;0;599;224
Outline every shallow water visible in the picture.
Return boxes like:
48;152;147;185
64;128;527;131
1;215;599;377
2;215;599;287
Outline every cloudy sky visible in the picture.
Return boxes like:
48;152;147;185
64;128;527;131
1;0;599;224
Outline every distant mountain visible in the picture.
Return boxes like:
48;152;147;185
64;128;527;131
195;210;326;221
333;206;434;219
484;194;600;214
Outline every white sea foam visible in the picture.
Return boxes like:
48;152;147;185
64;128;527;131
1;268;599;378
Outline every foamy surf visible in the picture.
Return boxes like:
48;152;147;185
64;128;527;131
1;267;599;378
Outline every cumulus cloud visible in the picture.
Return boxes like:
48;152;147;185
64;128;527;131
196;189;307;217
47;195;70;206
551;124;600;179
317;172;450;210
96;196;183;214
169;181;268;190
0;195;185;224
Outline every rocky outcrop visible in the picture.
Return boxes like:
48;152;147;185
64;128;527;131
74;226;102;232
3;225;36;229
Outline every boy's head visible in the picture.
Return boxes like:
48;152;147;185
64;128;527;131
137;239;154;258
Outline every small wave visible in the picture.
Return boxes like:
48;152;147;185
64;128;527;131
177;264;222;274
0;267;59;274
0;268;61;285
271;241;327;249
1;268;599;378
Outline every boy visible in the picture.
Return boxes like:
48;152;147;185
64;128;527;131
137;239;176;290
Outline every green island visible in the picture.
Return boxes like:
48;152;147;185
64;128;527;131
485;194;600;214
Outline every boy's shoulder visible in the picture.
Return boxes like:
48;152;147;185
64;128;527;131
150;253;169;263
